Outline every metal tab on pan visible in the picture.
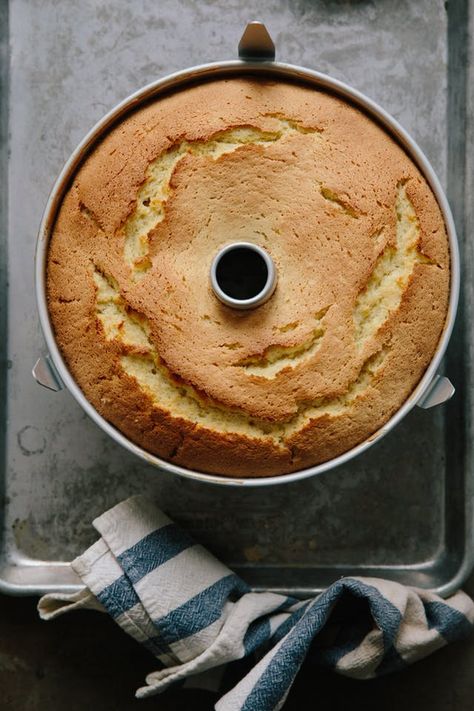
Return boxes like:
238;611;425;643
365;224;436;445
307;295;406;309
32;355;63;392
417;374;455;409
238;22;275;61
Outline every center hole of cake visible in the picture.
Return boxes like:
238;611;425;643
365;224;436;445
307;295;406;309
215;246;269;300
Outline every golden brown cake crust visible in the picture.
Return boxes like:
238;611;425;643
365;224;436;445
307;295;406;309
47;78;450;477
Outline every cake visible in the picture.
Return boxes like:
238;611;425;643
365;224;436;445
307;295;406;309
47;78;450;478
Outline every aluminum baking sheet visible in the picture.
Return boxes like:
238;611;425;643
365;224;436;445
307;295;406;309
0;0;472;597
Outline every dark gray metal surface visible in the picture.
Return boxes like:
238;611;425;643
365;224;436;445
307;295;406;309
0;0;472;596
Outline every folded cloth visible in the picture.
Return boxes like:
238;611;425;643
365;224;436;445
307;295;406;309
38;496;474;710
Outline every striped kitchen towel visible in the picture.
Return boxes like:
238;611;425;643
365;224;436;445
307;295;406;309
38;495;474;710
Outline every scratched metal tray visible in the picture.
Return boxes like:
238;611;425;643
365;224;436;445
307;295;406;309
0;0;472;597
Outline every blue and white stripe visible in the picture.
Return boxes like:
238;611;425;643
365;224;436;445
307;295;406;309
38;496;474;711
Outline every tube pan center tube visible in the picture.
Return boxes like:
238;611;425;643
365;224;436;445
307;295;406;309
210;242;277;310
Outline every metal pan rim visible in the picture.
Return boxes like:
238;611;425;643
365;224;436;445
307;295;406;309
35;59;460;487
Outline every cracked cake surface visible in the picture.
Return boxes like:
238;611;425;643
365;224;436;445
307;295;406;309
47;78;450;477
